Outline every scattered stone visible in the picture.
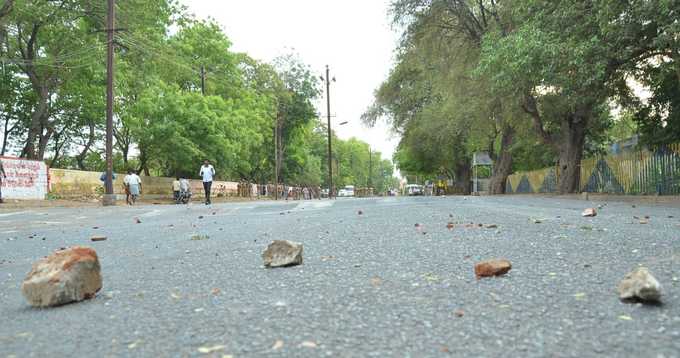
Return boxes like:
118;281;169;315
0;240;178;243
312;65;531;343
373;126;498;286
357;210;363;215
370;276;383;287
272;340;284;350
485;224;498;229
197;345;225;354
134;217;141;224
262;240;303;268
631;204;636;208
639;220;649;224
533;219;542;224
21;246;102;307
198;215;204;219
644;215;650;219
90;236;107;242
446;222;454;230
474;259;512;278
582;208;597;217
454;309;465;317
300;341;317;348
617;267;662;303
92;226;99;229
211;288;221;295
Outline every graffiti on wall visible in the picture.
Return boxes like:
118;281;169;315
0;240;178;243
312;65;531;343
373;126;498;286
0;157;49;199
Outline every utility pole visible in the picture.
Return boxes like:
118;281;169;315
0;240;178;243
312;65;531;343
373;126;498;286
200;65;206;95
103;0;116;206
324;65;333;199
368;147;372;189
273;116;279;200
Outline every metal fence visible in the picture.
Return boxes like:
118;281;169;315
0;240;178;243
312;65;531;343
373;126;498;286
506;143;680;195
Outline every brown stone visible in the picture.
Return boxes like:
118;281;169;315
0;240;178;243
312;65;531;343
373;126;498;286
474;259;512;278
90;236;107;242
21;246;102;307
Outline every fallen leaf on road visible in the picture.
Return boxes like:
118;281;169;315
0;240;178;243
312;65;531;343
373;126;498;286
618;315;633;321
633;216;640;219
533;219;542;224
211;288;221;295
573;292;586;299
639;220;648;224
300;341;317;348
191;234;209;241
198;345;225;354
370;276;383;287
548;272;557;277
441;346;451;353
272;340;284;350
128;340;143;349
580;225;593;231
170;293;181;299
320;255;335;261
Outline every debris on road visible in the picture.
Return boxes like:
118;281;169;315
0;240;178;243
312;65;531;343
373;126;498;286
197;345;226;354
21;246;102;307
90;236;107;242
262;240;303;268
190;234;209;241
134;217;141;224
474;259;512;278
454;309;465;317
485;224;498;229
446;222;454;230
617;267;662;303
582;208;597;217
272;340;284;350
300;341;318;348
357;210;363;215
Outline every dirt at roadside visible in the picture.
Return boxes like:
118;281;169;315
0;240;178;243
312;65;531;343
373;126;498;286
0;196;262;211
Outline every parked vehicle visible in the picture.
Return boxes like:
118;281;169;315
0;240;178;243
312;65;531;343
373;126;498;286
405;184;423;196
338;185;355;197
320;188;329;198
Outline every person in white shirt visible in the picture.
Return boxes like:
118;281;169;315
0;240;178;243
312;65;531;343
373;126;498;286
123;170;142;205
199;160;215;205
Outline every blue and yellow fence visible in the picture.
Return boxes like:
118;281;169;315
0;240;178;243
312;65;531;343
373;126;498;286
506;143;680;195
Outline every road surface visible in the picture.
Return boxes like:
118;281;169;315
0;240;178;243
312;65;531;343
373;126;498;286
1;196;679;357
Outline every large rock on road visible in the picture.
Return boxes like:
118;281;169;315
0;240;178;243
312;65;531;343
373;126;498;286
21;246;103;307
262;240;303;268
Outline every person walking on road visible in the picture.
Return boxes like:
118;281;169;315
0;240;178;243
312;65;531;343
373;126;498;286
199;160;215;205
0;160;6;203
124;170;142;205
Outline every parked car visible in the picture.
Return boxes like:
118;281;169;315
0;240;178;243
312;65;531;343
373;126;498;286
320;188;329;198
405;184;423;196
338;185;355;197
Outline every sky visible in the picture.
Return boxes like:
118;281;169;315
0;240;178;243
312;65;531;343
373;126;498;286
180;0;401;162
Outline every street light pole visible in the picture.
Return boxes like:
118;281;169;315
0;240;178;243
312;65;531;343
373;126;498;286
324;65;333;199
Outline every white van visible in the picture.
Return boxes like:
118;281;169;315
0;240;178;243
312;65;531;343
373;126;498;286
338;185;355;197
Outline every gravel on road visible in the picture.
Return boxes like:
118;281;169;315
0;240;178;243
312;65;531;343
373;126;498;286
0;196;678;357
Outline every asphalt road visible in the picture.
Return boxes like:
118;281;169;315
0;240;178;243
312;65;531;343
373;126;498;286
0;196;679;357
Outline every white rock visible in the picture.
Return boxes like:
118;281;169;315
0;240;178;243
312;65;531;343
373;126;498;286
21;246;102;307
617;267;662;303
262;240;303;268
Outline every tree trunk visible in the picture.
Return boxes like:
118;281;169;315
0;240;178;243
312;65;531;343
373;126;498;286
454;162;471;195
557;113;588;194
76;122;96;170
1;114;13;156
489;124;514;194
